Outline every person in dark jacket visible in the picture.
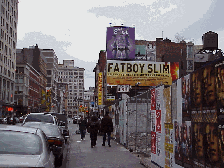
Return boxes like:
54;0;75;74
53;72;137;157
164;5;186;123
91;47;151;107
79;116;87;140
101;112;113;147
87;115;100;148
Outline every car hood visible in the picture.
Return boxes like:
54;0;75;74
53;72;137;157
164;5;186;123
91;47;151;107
0;154;42;167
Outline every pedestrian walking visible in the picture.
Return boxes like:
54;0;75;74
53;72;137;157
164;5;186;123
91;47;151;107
87;115;100;148
79;116;87;140
101;111;113;147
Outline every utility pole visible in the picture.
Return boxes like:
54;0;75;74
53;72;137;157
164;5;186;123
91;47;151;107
135;82;141;151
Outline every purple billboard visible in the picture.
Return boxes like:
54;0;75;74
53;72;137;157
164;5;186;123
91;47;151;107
106;26;135;60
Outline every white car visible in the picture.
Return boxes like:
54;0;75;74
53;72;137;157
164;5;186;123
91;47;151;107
3;118;7;124
0;125;55;167
23;113;58;125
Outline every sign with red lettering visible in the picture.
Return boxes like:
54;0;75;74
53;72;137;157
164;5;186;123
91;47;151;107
156;110;162;133
151;88;156;110
151;131;156;154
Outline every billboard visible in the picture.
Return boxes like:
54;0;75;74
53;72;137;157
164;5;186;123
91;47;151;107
107;60;179;86
106;26;135;60
98;72;103;105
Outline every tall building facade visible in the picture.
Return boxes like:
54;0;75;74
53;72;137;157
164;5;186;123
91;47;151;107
84;87;94;117
0;0;18;117
58;60;84;118
14;62;41;115
41;49;59;112
93;50;107;117
16;45;48;113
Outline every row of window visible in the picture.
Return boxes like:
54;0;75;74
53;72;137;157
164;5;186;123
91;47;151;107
58;75;83;79
1;54;15;68
0;65;14;78
1;0;18;20
58;71;83;76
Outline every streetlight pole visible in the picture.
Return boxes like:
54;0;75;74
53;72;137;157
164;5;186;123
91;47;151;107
135;82;140;152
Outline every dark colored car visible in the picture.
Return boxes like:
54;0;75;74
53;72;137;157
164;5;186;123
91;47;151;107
73;116;80;124
0;124;55;167
44;112;70;143
22;122;65;167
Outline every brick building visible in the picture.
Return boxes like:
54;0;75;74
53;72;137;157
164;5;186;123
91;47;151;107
16;45;48;113
156;38;187;78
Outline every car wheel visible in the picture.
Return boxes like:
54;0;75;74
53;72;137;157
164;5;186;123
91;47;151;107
56;154;63;167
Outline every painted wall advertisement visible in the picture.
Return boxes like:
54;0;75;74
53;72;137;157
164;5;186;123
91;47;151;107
152;57;224;167
151;85;165;167
106;26;135;60
107;60;179;86
165;123;174;168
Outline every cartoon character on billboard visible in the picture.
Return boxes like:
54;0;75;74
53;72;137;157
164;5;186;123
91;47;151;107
111;30;133;59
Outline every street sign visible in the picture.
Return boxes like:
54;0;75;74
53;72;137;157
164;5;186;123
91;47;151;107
117;85;130;92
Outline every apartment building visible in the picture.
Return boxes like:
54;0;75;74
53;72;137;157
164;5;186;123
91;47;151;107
14;63;41;115
0;0;18;117
84;87;94;116
16;45;47;113
41;49;59;112
57;82;68;115
58;60;84;118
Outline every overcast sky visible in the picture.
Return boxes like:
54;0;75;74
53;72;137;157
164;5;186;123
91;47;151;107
17;0;224;90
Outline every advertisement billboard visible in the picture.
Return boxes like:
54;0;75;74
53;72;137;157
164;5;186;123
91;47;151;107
98;72;103;105
106;26;135;60
182;74;191;121
151;85;165;167
107;60;179;86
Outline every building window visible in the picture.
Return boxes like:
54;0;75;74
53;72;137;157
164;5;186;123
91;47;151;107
187;46;193;58
18;75;23;83
187;60;193;70
47;70;51;75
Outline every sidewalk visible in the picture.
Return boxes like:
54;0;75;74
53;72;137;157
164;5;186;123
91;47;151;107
66;123;147;168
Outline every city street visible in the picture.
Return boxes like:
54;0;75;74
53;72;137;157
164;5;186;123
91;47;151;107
66;120;146;168
16;119;146;168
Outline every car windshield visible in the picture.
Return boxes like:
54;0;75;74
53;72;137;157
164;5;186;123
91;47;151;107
0;131;42;155
25;114;54;123
23;123;61;137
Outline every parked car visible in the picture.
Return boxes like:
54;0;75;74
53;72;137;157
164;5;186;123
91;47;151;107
23;113;58;125
19;116;25;123
46;112;69;143
9;117;16;125
14;117;19;123
0;124;55;168
22;122;65;167
2;118;7;124
73;116;80;124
